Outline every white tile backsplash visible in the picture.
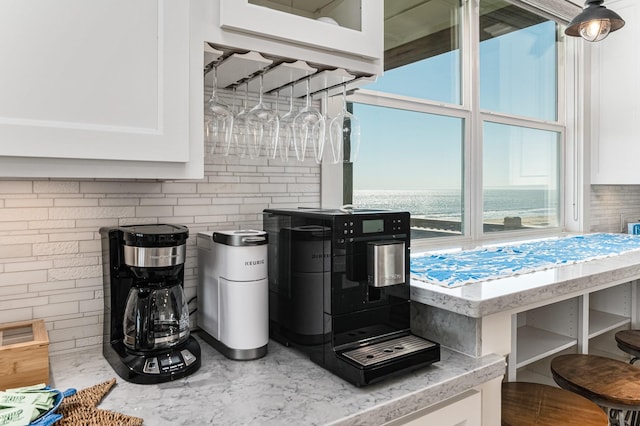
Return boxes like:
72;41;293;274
591;185;640;233
0;125;320;354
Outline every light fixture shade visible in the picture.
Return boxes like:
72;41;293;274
565;0;625;42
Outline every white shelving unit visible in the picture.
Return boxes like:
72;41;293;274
509;281;638;382
515;325;576;369
588;309;630;338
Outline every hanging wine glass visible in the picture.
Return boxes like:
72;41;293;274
224;86;239;157
278;85;296;162
273;89;286;161
320;89;332;163
293;78;325;163
329;82;361;163
204;66;233;155
246;73;279;159
233;82;251;158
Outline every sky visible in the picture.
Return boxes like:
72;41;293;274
353;20;558;191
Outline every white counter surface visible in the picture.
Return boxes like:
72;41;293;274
411;248;640;318
48;335;504;426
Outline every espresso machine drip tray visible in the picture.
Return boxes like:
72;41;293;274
341;335;437;367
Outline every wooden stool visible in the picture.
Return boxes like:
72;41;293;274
551;354;640;426
616;330;640;364
501;382;608;426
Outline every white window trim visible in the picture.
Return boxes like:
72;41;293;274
321;0;578;247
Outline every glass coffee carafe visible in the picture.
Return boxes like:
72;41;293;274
123;279;190;352
102;224;201;384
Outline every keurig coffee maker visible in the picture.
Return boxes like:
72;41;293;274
197;230;269;360
263;208;440;387
100;224;201;384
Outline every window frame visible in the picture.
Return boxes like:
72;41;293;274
322;0;572;249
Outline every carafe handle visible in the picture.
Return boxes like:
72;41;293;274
135;289;155;350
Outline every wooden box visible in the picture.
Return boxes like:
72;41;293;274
0;319;49;391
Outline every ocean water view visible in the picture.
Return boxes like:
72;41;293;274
353;188;558;227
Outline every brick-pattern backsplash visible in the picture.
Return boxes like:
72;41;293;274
590;185;640;233
10;84;636;356
0;90;320;354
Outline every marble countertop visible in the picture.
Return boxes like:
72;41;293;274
411;247;640;318
48;334;504;426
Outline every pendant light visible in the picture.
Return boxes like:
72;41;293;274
565;0;625;42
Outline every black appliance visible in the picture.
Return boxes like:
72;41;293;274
100;224;201;384
263;208;440;386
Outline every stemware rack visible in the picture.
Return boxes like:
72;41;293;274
204;43;376;99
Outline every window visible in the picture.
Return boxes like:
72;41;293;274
378;0;461;104
483;122;560;231
353;104;464;237
480;18;558;121
347;0;564;242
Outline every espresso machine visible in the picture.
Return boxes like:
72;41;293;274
197;230;269;360
263;208;440;386
100;224;201;384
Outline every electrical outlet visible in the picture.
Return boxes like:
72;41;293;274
620;213;640;233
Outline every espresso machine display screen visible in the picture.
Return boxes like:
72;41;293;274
362;219;384;234
263;208;440;387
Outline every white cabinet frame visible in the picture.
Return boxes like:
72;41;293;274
219;0;382;60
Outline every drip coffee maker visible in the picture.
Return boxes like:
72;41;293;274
100;224;200;384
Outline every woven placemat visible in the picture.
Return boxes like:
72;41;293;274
57;378;143;426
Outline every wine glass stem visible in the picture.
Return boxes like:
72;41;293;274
243;82;248;109
288;85;294;113
209;66;218;103
258;74;264;105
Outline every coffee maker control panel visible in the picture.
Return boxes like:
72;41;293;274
334;213;409;242
142;349;197;375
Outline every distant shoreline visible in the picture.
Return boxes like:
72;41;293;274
354;188;558;228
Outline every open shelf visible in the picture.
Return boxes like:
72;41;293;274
516;325;576;369
512;282;637;382
588;309;630;339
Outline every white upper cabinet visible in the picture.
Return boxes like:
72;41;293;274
0;1;202;179
205;0;383;76
590;0;639;184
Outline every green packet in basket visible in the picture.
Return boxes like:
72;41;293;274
0;383;76;426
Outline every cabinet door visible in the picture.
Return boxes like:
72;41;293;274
590;0;639;184
219;0;382;60
0;1;190;165
383;390;481;426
